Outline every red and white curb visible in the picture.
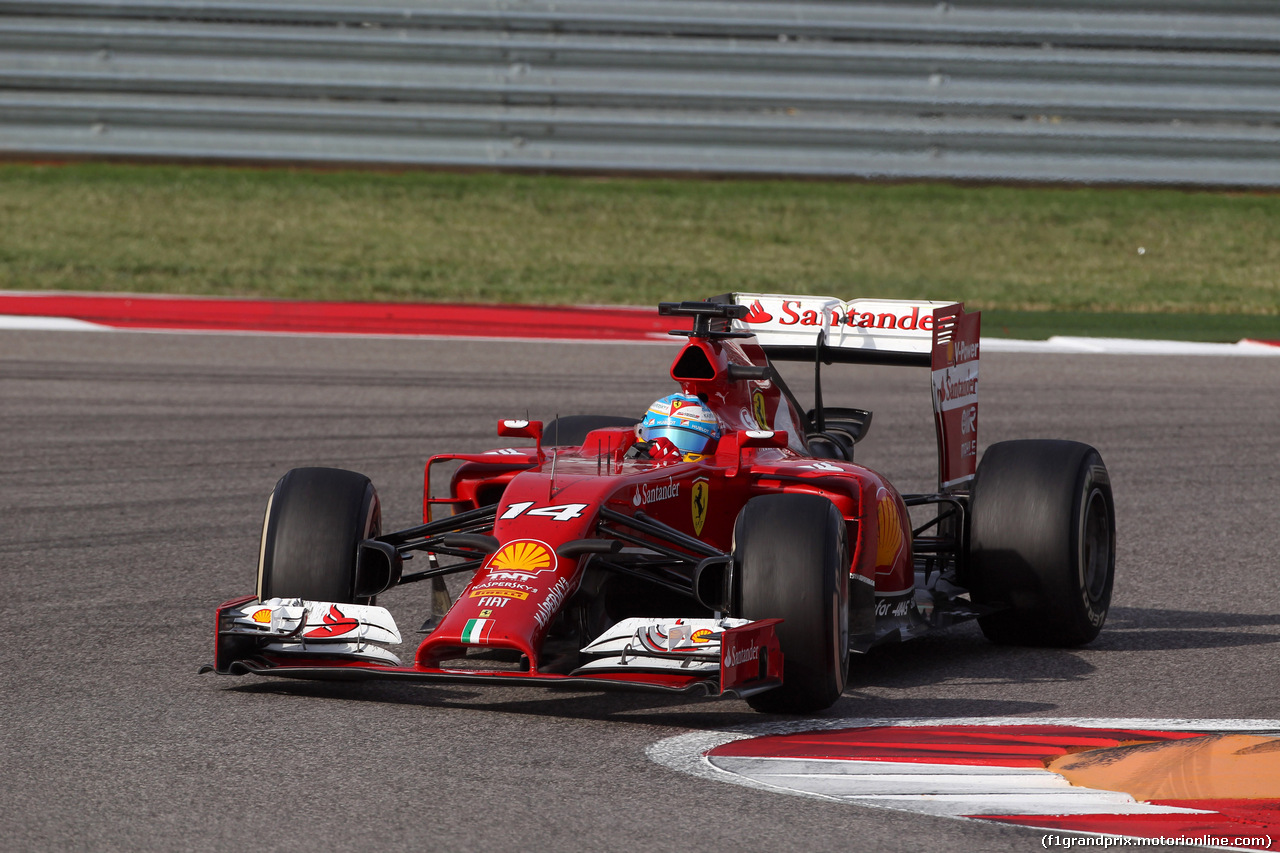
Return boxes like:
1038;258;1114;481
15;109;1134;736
648;718;1280;850
0;291;677;343
2;291;1278;355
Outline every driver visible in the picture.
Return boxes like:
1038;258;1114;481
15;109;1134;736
636;393;722;462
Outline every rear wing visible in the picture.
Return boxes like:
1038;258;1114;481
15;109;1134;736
722;293;980;491
725;293;955;367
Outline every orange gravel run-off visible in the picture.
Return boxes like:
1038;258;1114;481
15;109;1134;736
1049;734;1280;801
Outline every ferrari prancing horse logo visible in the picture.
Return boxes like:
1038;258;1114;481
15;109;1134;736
692;478;710;535
751;390;769;429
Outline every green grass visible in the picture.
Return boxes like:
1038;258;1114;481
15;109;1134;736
2;162;1277;339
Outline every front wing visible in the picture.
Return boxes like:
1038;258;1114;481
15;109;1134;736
202;595;784;700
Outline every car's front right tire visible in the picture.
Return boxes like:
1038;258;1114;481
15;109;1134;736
735;494;850;713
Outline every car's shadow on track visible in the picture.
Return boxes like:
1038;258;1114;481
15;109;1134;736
851;606;1280;689
1106;606;1280;630
1094;606;1280;651
223;622;1052;729
226;677;1054;730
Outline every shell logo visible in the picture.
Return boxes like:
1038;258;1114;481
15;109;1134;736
876;489;905;569
251;608;272;624
487;540;555;575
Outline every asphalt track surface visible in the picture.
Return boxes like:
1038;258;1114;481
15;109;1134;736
3;329;1279;853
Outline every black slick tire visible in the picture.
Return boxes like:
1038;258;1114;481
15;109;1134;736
543;415;639;447
735;494;850;713
966;440;1115;646
257;467;381;605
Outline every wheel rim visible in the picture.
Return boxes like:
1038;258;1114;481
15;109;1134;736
1080;486;1112;602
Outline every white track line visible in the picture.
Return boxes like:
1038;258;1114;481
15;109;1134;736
0;314;111;331
983;336;1280;356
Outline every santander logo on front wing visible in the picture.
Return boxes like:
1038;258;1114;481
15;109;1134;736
303;604;360;639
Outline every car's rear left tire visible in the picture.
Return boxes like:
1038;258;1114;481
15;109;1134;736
735;494;850;713
966;440;1115;646
257;467;381;605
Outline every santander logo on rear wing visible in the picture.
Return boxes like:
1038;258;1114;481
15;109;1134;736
726;292;980;492
729;293;958;358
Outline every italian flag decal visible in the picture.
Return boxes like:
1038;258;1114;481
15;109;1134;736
461;618;494;644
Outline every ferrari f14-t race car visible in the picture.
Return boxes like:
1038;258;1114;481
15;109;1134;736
203;294;1115;713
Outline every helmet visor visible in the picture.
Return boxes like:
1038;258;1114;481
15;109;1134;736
642;425;716;456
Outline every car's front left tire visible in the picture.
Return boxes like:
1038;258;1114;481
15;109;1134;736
257;467;381;605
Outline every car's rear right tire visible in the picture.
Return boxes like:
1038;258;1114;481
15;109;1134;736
735;494;850;713
257;467;381;605
966;440;1115;646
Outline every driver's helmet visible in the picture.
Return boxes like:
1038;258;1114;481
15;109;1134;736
638;393;721;461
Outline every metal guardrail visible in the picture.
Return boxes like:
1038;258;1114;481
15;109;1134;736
1;1;1277;186
7;2;1280;49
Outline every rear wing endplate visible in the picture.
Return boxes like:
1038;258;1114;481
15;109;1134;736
723;293;980;491
930;304;980;490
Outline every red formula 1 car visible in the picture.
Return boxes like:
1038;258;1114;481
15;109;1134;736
203;295;1115;713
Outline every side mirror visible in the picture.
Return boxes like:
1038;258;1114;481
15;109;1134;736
716;429;789;477
737;429;788;449
497;418;543;440
496;419;545;462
